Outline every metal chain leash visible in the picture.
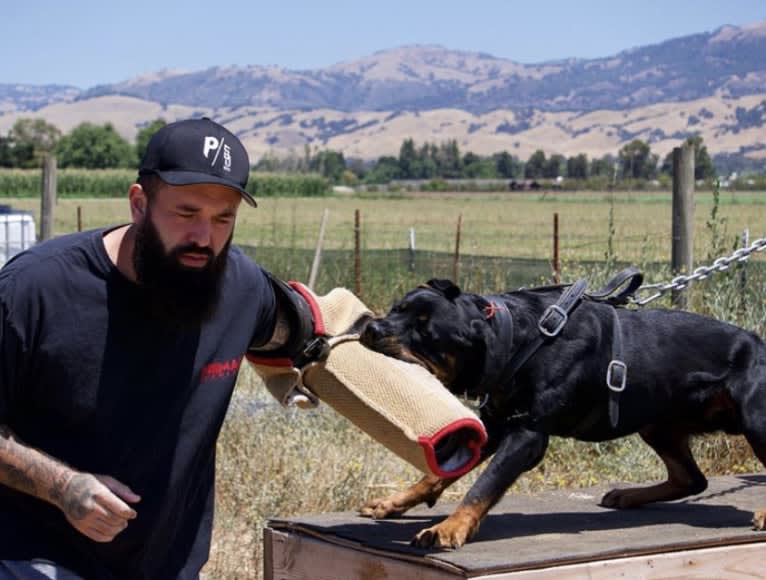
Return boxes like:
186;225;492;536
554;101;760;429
629;236;766;306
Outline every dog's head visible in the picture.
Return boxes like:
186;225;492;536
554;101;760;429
360;279;496;395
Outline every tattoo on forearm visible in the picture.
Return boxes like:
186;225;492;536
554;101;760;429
0;423;73;507
0;425;39;496
0;464;38;495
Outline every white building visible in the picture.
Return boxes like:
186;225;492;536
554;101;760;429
0;209;36;266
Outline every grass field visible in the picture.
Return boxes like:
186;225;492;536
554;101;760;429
9;189;766;262
4;191;765;578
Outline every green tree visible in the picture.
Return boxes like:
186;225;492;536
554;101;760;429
412;143;437;179
566;154;589;179
346;158;367;181
309;150;346;183
398;138;418;179
462;152;496;178
0;136;14;167
364;155;401;184
660;136;716;180
494;151;523;178
8;118;61;168
543;154;566;178
135;119;167;165
435;140;462;178
590;154;617;178
525;150;546;178
56;123;134;168
618;139;658;179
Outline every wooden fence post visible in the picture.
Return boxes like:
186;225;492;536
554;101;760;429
552;212;560;284
453;214;462;283
40;155;57;241
408;227;416;272
671;143;694;308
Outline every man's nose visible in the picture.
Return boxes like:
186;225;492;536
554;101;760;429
187;220;212;247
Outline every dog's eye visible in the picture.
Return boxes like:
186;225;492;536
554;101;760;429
417;313;430;324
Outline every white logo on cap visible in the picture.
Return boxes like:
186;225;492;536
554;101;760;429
202;136;232;173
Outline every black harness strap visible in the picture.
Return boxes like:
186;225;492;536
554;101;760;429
587;267;644;305
485;270;637;430
502;278;588;380
606;307;627;428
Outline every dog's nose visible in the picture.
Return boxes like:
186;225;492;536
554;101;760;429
360;319;386;347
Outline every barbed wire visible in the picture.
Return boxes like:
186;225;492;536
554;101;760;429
630;236;766;306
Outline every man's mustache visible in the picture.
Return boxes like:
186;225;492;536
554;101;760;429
171;244;215;260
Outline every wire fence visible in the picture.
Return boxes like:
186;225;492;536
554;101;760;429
240;244;766;320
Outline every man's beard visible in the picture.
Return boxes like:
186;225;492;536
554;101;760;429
133;211;230;328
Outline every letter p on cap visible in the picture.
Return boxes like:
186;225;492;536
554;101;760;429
203;136;220;159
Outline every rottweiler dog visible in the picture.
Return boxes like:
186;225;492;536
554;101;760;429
358;277;766;548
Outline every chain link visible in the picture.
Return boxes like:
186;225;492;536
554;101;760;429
630;237;766;306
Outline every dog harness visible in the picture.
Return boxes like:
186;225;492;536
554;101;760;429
484;267;643;429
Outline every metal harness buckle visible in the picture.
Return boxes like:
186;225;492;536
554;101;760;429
300;336;331;364
606;360;628;392
538;305;568;337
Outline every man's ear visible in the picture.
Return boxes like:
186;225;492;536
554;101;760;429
426;279;461;300
128;184;148;222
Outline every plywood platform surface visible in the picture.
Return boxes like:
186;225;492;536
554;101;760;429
266;473;766;575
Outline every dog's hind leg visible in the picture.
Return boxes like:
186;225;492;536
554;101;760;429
600;424;707;509
743;409;766;530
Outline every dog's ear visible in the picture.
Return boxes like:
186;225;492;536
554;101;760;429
426;279;461;300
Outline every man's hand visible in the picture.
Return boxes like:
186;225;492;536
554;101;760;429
58;473;141;543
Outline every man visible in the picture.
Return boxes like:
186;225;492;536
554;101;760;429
0;118;300;579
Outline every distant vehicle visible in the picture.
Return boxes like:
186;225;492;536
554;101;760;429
0;205;36;266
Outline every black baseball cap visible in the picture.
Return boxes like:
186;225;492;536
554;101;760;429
139;117;256;207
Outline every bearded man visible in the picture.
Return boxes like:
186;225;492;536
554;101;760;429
0;118;302;579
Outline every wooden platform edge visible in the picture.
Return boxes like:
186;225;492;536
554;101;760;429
264;523;766;579
264;527;462;580
493;542;765;580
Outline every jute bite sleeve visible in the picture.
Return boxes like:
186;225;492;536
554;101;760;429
248;283;487;478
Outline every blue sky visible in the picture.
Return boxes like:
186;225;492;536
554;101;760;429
3;0;765;88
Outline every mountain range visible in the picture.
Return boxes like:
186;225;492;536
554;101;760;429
1;20;765;166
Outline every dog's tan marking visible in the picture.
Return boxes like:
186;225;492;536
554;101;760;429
411;498;491;549
360;474;455;519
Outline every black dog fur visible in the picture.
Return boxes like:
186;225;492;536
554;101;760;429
358;278;766;548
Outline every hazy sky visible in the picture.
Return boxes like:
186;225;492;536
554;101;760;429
3;0;765;88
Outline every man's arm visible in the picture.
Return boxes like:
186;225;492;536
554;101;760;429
0;424;141;543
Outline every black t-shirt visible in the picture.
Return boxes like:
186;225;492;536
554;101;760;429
0;228;277;579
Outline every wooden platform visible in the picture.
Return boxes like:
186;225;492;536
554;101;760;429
264;473;766;579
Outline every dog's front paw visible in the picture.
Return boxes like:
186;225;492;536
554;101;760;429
411;513;479;549
599;488;641;509
752;509;766;530
359;497;404;519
